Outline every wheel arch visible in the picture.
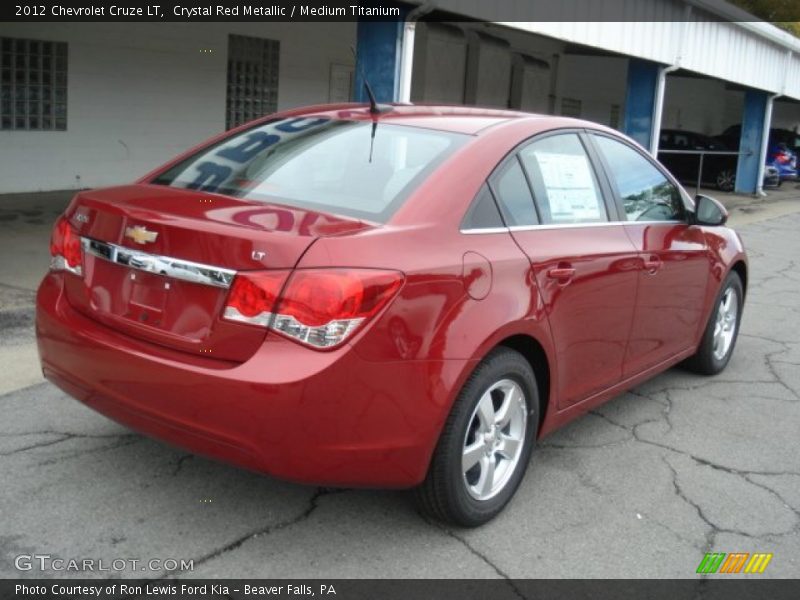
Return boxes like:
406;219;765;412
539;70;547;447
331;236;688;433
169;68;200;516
496;334;552;432
730;260;748;299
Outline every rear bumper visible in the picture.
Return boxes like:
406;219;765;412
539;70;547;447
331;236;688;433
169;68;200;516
772;165;798;181
36;273;470;488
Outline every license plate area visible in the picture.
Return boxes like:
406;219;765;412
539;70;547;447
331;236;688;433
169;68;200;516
80;253;225;345
127;271;168;327
61;229;268;362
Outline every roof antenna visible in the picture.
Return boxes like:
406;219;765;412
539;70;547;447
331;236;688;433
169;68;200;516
350;46;381;162
350;46;382;115
368;120;377;163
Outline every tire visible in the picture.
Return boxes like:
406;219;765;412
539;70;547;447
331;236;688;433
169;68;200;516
414;347;538;527
683;271;743;375
716;169;736;192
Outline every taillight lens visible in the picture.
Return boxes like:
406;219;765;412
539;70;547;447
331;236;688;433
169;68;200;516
223;269;403;349
49;216;82;275
772;151;792;164
223;270;290;327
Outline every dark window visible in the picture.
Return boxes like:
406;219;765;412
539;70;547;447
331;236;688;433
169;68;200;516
152;118;467;223
519;133;607;225
674;133;690;148
593;134;684;222
698;135;726;151
490;159;537;226
0;37;67;131
462;184;504;230
226;35;279;130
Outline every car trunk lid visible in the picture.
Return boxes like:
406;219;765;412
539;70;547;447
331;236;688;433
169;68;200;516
62;184;374;362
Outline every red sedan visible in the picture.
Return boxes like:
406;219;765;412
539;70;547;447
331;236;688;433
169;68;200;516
37;104;746;526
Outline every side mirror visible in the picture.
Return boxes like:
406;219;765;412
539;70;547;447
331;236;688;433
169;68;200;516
692;194;728;226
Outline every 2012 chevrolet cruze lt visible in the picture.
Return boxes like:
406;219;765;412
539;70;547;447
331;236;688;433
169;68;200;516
37;104;747;526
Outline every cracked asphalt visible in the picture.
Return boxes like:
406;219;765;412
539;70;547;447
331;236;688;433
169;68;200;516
1;190;799;579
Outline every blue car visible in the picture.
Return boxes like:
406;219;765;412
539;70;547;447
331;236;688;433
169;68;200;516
767;141;798;182
717;125;799;183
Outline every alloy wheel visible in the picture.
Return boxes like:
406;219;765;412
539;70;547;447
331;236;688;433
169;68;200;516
717;170;735;192
462;379;528;501
713;287;739;361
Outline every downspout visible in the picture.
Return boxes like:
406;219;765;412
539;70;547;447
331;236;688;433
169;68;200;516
650;64;679;156
756;50;791;196
649;4;690;156
397;3;434;103
756;94;779;197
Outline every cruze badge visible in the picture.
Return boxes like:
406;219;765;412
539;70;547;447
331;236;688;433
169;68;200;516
125;225;158;245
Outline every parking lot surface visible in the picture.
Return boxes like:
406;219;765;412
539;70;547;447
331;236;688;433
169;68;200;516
1;189;799;579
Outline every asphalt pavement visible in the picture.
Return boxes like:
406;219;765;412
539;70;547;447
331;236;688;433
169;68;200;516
0;188;798;579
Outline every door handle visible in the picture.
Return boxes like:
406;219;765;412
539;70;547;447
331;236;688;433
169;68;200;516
642;255;662;274
547;266;576;282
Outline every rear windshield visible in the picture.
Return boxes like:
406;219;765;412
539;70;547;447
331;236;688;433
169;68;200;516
152;117;468;222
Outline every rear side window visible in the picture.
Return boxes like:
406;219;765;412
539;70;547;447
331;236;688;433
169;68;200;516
462;184;504;230
593;134;684;222
519;133;607;225
152;117;468;223
490;159;537;227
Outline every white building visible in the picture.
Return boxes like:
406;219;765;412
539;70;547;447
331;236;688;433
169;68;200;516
1;0;799;194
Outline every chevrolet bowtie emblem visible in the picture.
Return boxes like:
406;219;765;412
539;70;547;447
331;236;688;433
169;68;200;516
124;225;158;245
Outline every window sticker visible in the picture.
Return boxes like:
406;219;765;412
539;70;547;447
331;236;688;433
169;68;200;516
535;152;603;222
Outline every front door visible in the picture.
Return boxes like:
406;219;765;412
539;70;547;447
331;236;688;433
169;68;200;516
590;133;709;377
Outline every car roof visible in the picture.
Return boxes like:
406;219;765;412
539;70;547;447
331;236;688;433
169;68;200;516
661;129;713;137
270;103;551;135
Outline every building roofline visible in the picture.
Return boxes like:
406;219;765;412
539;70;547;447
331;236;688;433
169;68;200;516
689;0;800;54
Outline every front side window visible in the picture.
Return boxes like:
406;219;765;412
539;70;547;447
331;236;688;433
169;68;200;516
152;117;467;223
519;133;607;225
593;134;684;222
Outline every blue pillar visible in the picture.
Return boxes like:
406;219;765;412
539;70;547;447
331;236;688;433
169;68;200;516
735;90;769;194
623;59;660;151
354;5;409;104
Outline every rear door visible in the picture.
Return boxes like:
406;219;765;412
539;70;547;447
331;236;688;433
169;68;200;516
492;131;640;408
589;132;709;377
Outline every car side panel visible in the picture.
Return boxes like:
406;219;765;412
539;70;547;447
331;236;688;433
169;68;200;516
697;226;748;336
299;225;558;445
622;222;710;376
508;227;640;408
299;226;552;363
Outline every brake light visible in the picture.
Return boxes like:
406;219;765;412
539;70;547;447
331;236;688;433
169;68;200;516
223;270;290;327
772;151;791;164
49;216;82;275
223;269;403;349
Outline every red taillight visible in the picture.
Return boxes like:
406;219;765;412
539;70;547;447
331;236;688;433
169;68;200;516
223;270;290;326
772;151;791;164
223;269;403;349
49;216;82;275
